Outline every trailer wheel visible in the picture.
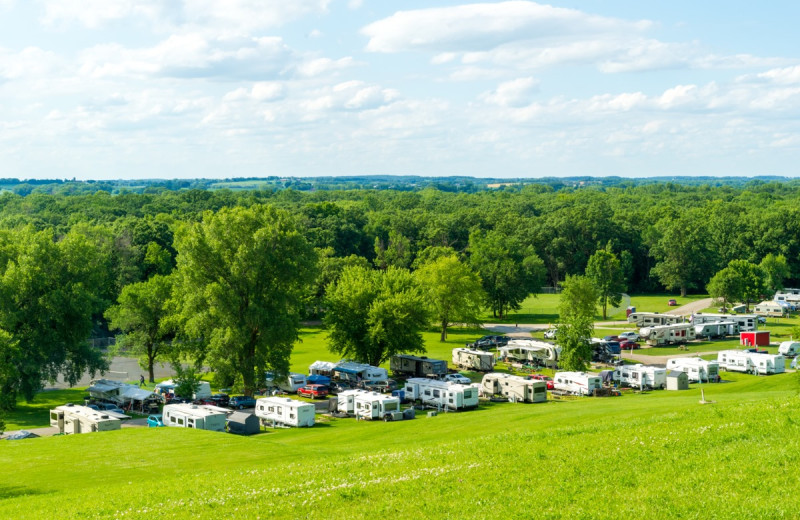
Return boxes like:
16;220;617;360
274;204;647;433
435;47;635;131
383;414;392;422
659;384;665;390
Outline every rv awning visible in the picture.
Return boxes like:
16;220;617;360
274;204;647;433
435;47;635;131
334;366;362;375
103;410;130;420
88;383;117;393
121;387;156;401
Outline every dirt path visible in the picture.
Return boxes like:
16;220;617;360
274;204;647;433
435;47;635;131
665;298;714;316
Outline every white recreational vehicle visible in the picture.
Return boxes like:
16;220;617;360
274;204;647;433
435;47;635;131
498;340;560;367
553;372;602;396
49;404;122;435
640;323;696;346
333;362;389;384
452;348;495;371
162;403;227;432
479;373;547;403
265;372;307;393
255;397;315;428
690;313;758;332
154;379;212;400
665;358;720;383
753;301;787;318
778;341;800;357
693;321;739;339
403;378;479;410
337;389;370;415
87;379;158;408
354;392;403;421
616;364;667;390
774;289;800;304
627;312;684;328
717;350;785;375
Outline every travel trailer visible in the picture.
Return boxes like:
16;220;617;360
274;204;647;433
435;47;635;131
616;364;667;390
774;289;800;304
665;358;720;383
49;404;122;435
452;348;495;371
479;373;547;403
552;372;602;396
353;392;403;421
778;341;800;357
87;379;159;409
717;350;785;375
498;340;560;367
753;301;787;318
331;362;388;384
265;372;307;393
403;378;479;410
255;397;315;428
154;380;212;400
627;312;684;328
640;323;696;346
693;321;739;339
162;403;227;432
690;313;758;332
390;355;448;378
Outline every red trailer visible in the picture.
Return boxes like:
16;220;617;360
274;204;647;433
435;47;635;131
740;331;770;347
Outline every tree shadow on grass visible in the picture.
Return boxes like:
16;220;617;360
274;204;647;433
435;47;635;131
0;485;51;500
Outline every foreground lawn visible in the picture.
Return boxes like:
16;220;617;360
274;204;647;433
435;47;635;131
1;373;799;519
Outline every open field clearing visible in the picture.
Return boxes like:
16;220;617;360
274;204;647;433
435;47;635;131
2;373;799;519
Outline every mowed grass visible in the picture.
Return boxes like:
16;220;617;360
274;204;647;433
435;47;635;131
1;373;799;519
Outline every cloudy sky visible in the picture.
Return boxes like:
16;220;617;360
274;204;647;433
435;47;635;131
1;1;799;180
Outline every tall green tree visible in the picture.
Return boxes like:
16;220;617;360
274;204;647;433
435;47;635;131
557;275;598;371
650;213;716;297
585;246;626;319
415;255;486;341
706;260;766;312
171;205;317;396
105;274;175;383
324;265;430;366
468;230;546;318
0;227;108;409
760;253;790;295
374;230;412;270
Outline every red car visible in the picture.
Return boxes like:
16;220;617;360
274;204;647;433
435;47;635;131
619;340;640;350
668;299;678;306
525;374;554;390
297;384;329;399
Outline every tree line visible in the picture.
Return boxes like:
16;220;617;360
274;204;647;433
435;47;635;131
0;180;799;407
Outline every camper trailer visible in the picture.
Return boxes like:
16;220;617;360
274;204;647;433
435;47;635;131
616;364;667;390
265;372;307;393
753;301;787;317
331;362;389;384
640;323;696;346
666;358;719;383
480;373;547;403
452;348;495;371
498;340;560;367
693;321;739;339
553;372;602;396
390;355;448;378
154;380;212;400
255;397;315;428
49;404;122;435
354;392;403;421
162;403;227;432
88;379;159;410
778;341;800;357
774;289;800;304
690;313;758;332
627;312;684;328
403;378;479;410
337;389;370;415
717;350;785;375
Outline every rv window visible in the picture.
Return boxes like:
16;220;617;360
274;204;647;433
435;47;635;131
424;390;431;396
50;412;58;421
449;398;453;403
290;414;295;419
170;416;176;423
433;390;440;398
268;406;274;413
177;418;184;426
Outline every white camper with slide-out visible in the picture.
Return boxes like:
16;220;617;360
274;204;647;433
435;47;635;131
627;312;684;328
778;341;800;357
255;397;315;428
640;323;696;346
717;350;785;375
666;358;719;383
162;403;227;432
553;372;602;396
690;313;758;332
403;378;479;410
452;348;495;371
616;364;667;390
337;389;370;415
353;392;403;421
264;372;307;393
479;373;547;403
49;404;122;435
693;321;739;339
753;301;787;317
498;340;560;367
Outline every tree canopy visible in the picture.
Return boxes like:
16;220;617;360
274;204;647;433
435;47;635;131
585;245;626;320
557;275;598;372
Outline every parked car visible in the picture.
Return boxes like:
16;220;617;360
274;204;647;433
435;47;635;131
297;384;329;399
209;394;230;408
328;381;353;395
525;374;554;390
96;402;126;414
619;340;640;350
470;335;509;349
442;373;471;385
603;341;621;355
602;335;620;342
358;379;398;393
668;299;678;306
147;414;165;427
618;331;640;342
544;329;558;340
757;316;767;324
229;396;257;410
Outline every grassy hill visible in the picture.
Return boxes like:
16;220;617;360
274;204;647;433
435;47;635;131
2;371;799;519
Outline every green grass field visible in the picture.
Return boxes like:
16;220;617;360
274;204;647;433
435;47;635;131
2;372;799;519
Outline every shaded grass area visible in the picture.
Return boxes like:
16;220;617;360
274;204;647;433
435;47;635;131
5;388;88;431
1;373;798;519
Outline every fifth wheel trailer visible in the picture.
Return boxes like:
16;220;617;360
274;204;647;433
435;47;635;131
640;323;696;346
452;348;495;371
690;313;758;332
479;373;547;403
403;378;479;410
627;312;684;328
665;358;720;383
162;403;227;432
255;397;315;428
390;355;448;378
553;372;602;396
616;364;667;390
49;404;122;435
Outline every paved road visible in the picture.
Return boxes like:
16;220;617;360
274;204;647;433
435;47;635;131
665;298;714;316
47;357;180;389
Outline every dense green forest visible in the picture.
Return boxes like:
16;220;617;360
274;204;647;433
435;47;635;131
0;177;798;407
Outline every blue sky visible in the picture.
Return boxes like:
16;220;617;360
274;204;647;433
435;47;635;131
0;1;798;180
